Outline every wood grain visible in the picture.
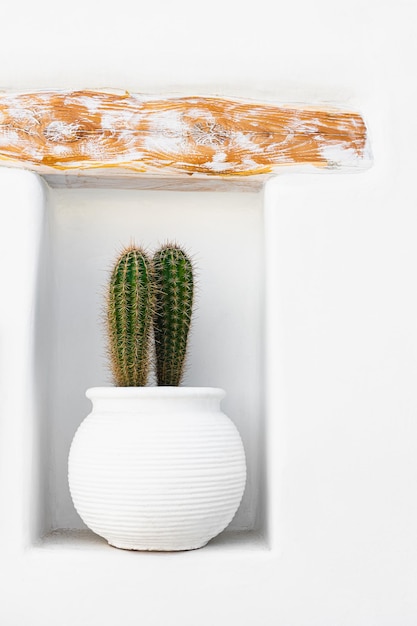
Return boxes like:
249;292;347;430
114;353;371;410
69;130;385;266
0;90;370;178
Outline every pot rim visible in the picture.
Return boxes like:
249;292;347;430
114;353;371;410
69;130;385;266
86;386;226;401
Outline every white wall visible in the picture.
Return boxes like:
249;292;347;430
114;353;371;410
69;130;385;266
1;1;417;624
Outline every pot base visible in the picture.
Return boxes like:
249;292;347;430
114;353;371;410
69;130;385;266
108;540;209;552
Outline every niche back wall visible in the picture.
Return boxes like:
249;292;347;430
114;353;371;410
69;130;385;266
46;187;264;533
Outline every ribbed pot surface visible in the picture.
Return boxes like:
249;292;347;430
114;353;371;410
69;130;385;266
68;387;246;551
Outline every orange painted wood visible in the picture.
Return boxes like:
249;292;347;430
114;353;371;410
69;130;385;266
0;90;369;178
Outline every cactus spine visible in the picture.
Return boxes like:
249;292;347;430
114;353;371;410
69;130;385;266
153;244;194;386
107;246;153;386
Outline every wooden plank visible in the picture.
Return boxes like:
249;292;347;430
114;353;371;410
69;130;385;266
0;90;370;178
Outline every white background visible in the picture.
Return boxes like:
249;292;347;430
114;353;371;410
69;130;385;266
1;0;417;624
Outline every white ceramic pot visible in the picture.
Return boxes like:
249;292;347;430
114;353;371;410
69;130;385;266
68;387;246;551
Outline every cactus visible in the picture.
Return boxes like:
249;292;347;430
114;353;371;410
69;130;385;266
106;246;153;386
153;244;194;386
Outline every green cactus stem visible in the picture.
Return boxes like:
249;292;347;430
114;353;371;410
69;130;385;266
107;246;153;386
153;244;194;386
